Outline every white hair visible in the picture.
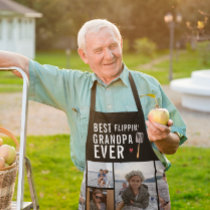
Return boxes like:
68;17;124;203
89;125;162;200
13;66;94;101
77;19;122;50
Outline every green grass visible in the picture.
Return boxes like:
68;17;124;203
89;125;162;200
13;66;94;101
0;72;23;92
35;50;90;71
2;49;210;92
166;147;210;209
2;135;209;209
137;50;210;84
123;52;152;69
3;135;82;209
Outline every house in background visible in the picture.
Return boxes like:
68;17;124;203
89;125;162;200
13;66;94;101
0;0;42;58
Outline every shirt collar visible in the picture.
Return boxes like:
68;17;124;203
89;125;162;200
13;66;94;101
90;64;130;88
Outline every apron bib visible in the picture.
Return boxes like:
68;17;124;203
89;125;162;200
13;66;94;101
79;73;170;210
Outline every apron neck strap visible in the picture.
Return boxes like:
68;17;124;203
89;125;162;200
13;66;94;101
90;81;97;112
128;72;142;111
90;73;142;111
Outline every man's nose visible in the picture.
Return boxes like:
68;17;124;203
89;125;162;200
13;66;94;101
104;48;114;59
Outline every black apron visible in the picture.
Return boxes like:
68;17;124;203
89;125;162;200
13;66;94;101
79;73;170;210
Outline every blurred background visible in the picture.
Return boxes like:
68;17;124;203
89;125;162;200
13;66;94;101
11;0;210;52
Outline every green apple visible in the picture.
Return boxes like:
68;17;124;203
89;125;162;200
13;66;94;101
148;108;170;125
0;145;16;165
5;163;10;168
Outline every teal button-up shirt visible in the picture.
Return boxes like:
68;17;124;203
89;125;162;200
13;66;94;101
29;60;187;171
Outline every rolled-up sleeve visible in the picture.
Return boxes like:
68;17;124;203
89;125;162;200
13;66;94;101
158;84;187;145
29;60;74;112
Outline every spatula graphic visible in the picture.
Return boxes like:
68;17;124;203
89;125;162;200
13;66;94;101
135;132;144;159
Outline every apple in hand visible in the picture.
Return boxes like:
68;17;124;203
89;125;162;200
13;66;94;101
148;108;170;125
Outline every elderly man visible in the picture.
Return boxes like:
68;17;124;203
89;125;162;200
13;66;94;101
0;19;186;209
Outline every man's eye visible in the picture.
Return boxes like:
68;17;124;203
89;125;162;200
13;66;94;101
94;49;102;54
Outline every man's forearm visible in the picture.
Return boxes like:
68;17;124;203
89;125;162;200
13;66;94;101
0;51;30;78
154;132;180;154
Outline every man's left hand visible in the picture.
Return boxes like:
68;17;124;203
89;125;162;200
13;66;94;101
146;119;173;142
146;119;180;154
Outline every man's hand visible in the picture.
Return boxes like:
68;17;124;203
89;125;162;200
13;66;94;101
146;119;180;154
12;70;23;78
0;51;29;79
146;119;173;142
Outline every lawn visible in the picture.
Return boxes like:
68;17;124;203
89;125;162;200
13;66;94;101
2;135;209;209
166;147;210;209
1;49;210;92
137;50;210;84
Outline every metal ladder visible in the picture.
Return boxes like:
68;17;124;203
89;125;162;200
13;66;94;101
0;67;39;210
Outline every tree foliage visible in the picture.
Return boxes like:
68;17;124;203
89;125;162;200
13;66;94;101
177;0;210;38
14;0;210;50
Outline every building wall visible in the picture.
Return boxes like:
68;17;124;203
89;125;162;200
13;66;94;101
0;17;36;58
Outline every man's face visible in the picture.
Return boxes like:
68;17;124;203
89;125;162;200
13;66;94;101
78;27;123;84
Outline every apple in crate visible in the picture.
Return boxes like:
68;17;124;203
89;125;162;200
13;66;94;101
148;108;169;125
0;157;5;169
0;145;16;165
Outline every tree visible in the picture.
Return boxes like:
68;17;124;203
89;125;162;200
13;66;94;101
14;0;132;49
176;0;210;40
121;0;175;50
13;0;210;50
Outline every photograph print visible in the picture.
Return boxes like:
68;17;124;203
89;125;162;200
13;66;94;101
114;161;168;210
87;161;114;188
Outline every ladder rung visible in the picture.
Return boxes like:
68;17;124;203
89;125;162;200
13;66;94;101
11;201;33;210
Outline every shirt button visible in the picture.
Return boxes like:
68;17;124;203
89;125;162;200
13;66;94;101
107;104;112;109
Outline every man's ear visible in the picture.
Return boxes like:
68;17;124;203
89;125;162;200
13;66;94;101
78;48;88;64
120;38;123;49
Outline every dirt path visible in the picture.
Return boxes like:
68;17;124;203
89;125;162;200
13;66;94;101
0;89;210;147
162;86;210;147
0;93;69;136
138;55;169;70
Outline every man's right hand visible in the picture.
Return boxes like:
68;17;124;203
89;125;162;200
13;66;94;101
12;69;23;78
0;51;30;79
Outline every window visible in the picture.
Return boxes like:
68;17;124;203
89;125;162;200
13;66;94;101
18;18;22;39
28;19;33;39
7;19;13;40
